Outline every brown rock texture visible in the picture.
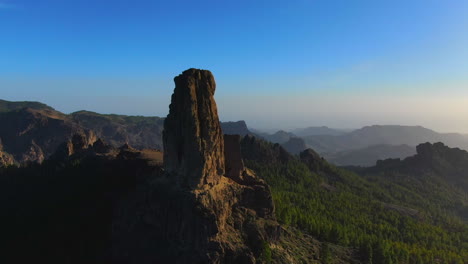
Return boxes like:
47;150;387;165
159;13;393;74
112;69;279;263
0;138;15;167
163;68;225;189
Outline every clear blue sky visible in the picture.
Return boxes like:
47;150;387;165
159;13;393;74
1;0;468;132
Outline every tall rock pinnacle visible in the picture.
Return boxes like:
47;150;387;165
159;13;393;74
113;69;279;263
163;68;225;189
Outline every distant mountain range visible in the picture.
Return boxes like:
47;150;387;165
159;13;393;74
254;125;468;167
302;125;468;154
324;144;416;167
219;121;252;136
2;99;468;168
291;126;350;137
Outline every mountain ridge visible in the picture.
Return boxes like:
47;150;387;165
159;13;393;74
2;99;468;168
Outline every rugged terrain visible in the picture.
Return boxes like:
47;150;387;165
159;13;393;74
144;68;280;263
4;96;468;168
0;99;253;165
0;70;467;264
0;69;283;263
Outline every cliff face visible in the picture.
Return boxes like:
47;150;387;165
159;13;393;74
164;69;278;262
113;69;279;263
163;69;225;189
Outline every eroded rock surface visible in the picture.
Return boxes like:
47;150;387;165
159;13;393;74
113;69;279;263
163;68;225;189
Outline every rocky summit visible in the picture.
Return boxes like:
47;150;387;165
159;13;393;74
155;68;279;263
107;69;280;263
163;68;225;189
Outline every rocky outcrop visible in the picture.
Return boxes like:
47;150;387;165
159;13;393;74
0;138;15;167
163;68;225;189
164;69;278;261
52;133;101;160
92;138;113;154
113;69;279;263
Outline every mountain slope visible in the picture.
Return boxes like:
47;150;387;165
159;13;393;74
325;144;416;167
242;138;468;264
0;108;96;163
71;110;165;150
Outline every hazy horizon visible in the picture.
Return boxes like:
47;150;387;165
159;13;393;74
1;0;467;133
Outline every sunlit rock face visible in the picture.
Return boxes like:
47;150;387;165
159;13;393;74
163;68;225;189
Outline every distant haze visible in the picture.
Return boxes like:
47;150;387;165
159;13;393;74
2;76;468;134
1;0;467;133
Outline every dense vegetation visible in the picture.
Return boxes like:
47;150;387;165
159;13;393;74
242;138;468;264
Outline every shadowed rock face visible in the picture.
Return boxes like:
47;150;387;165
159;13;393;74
51;133;98;160
224;134;245;183
0;108;96;164
163;68;225;189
